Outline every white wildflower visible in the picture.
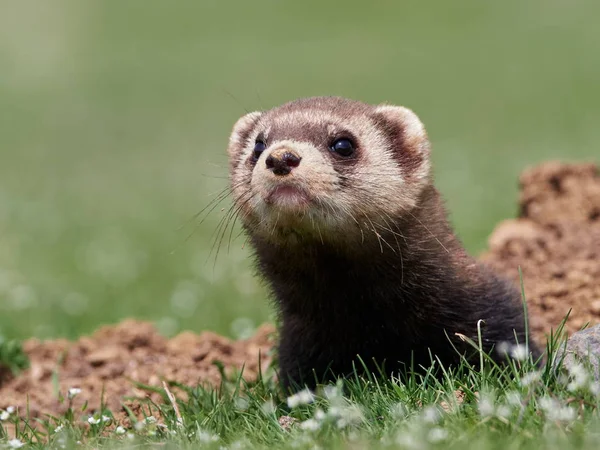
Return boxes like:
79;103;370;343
496;341;510;356
427;427;448;443
390;402;407;419
68;388;82;399
539;396;576;422
422;406;441;424
300;418;321;431
0;410;10;421
539;396;558;412
323;384;343;400
396;433;420;449
505;391;522;407
328;406;342;417
7;439;25;449
87;416;101;425
144;416;157;424
567;363;589;392
510;344;529;361
496;404;512;419
520;371;541;387
568;362;587;378
567;381;584;392
287;388;315;408
115;426;126;435
102;415;111;422
314;408;326;421
6;406;15;414
54;424;64;433
477;394;496;417
197;430;219;443
335;404;364;429
549;406;577;422
336;418;348;429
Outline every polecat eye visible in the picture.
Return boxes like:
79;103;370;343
253;140;267;160
330;138;355;157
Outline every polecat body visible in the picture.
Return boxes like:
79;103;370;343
226;97;540;389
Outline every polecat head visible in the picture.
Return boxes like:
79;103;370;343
227;97;432;245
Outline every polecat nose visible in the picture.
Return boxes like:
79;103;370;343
265;150;302;176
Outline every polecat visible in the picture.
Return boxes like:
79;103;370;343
226;96;541;389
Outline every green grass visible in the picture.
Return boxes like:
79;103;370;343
3;334;600;450
0;336;28;378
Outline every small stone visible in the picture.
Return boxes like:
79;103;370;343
559;325;600;380
278;415;298;431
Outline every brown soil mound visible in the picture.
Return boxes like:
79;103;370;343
0;320;274;424
1;161;599;427
483;162;600;343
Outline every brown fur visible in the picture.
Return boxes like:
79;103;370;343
226;96;540;389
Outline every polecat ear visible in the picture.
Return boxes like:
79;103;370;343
228;111;263;157
372;104;431;179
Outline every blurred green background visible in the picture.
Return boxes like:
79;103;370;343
0;0;598;341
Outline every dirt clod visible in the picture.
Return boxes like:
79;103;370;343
0;161;599;425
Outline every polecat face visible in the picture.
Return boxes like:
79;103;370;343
227;97;432;245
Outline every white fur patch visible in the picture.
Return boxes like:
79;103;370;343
374;104;431;183
374;105;426;141
228;111;262;153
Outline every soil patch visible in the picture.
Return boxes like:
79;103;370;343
1;161;599;426
0;320;274;425
483;162;600;343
